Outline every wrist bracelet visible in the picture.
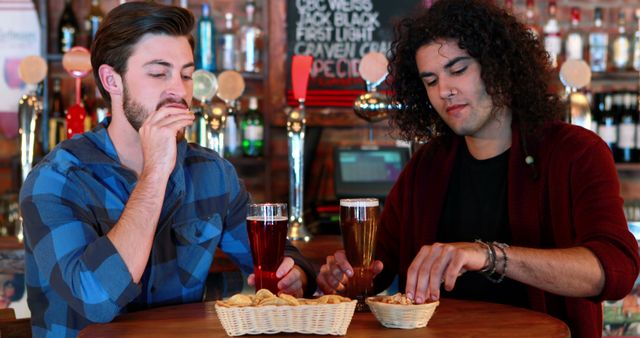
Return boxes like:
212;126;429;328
475;239;496;275
475;239;509;284
491;242;509;283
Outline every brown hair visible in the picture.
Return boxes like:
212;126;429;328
91;2;195;105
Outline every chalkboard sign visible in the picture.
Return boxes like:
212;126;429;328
286;0;421;107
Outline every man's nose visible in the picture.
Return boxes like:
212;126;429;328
166;73;188;98
438;79;453;99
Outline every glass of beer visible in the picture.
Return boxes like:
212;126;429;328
340;198;379;311
247;203;288;294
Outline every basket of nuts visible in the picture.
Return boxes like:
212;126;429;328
215;289;357;336
366;293;439;329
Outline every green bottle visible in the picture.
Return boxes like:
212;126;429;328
242;97;264;157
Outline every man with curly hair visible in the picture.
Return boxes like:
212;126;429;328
317;0;639;336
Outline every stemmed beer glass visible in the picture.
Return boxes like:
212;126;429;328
340;198;380;311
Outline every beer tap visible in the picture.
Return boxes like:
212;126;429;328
16;55;48;242
559;59;592;129
189;69;218;148
17;55;47;184
353;52;400;142
214;70;245;158
62;46;92;139
287;55;313;242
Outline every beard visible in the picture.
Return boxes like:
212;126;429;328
123;85;147;131
122;84;189;141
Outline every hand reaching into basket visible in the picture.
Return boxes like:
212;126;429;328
317;250;384;295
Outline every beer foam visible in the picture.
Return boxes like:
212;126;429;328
340;198;379;207
247;216;288;222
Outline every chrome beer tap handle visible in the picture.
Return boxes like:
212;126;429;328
286;101;311;241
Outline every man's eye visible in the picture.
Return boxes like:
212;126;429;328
149;73;165;78
451;66;467;75
182;75;193;80
424;79;437;87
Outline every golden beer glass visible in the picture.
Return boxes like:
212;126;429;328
340;198;379;311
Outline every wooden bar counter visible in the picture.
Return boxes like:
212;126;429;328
78;298;570;337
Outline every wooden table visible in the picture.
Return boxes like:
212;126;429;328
79;298;570;338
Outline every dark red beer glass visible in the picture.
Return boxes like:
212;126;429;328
247;203;288;294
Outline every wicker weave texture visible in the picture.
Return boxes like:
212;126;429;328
366;298;439;329
215;300;357;336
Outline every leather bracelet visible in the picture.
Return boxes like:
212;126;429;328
475;239;509;283
475;239;496;276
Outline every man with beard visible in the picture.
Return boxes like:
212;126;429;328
19;3;316;337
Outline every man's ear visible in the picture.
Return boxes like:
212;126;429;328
98;65;122;96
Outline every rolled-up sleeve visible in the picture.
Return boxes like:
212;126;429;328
569;139;640;301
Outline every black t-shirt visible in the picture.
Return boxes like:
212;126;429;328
437;142;529;308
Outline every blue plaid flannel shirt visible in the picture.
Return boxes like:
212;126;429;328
20;120;315;337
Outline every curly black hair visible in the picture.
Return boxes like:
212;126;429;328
388;0;565;141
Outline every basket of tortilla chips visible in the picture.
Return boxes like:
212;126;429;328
215;289;356;336
366;293;439;329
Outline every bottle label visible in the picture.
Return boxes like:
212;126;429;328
60;26;76;53
220;35;236;70
242;29;260;72
544;35;562;66
244;125;263;141
225;117;240;154
633;34;640;71
589;36;608;72
619;123;636;149
613;38;630;68
198;21;215;71
598;124;617;144
565;33;583;60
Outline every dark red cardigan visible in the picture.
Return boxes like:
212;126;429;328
375;121;640;337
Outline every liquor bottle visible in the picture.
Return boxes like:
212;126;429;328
48;78;67;150
598;93;617;155
524;0;539;39
589;7;609;72
196;3;217;72
58;0;79;54
617;92;636;162
239;0;263;73
565;7;583;61
591;92;603;134
543;0;561;68
633;9;640;71
81;84;94;132
224;104;242;158
85;0;104;49
612;11;630;71
242;96;264;157
219;13;238;71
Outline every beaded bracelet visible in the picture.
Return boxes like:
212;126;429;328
490;241;509;284
475;239;509;283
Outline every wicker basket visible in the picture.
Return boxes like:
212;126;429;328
366;296;439;329
215;300;357;336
